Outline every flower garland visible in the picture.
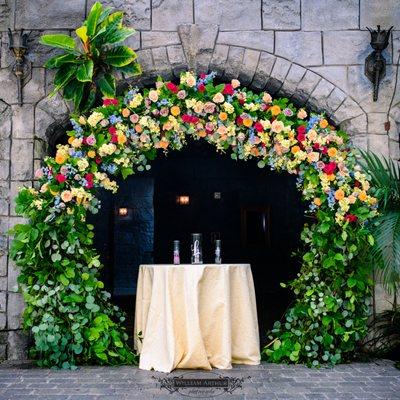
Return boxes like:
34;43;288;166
11;71;377;368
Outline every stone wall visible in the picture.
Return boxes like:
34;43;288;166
0;0;399;360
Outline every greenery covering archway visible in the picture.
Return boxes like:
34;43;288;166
10;71;377;368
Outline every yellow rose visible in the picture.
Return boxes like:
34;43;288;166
243;118;253;127
335;188;345;201
55;151;68;165
148;90;159;102
219;112;228;121
87;150;96;158
270;105;281;116
186;75;196;87
328;147;337;157
271;120;284;133
171;106;180;116
291;145;300;154
314;198;322;206
358;191;367;202
319;119;328;128
117;133;127;145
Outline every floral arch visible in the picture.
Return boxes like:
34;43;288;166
10;71;377;368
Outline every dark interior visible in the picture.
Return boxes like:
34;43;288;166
89;140;306;345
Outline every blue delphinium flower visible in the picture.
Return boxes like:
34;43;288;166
307;115;320;132
327;190;336;209
70;119;83;135
109;115;122;125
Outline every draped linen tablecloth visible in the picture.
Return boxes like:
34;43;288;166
134;264;260;373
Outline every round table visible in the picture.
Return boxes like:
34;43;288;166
134;264;260;372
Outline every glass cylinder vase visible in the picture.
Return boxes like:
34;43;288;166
173;240;180;265
191;233;203;264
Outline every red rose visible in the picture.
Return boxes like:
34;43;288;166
236;116;243;126
354;180;361;188
182;114;191;123
199;73;207;79
166;82;179;93
321;146;328;155
103;98;118;106
223;84;234;95
297;132;306;142
297;125;306;135
254;122;264;132
198;83;206;92
56;174;66;183
313;143;320;150
108;126;117;135
95;157;102;164
323;161;337;175
85;173;94;182
345;214;358;223
111;135;118;143
239;99;245;105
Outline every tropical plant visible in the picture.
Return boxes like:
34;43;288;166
40;1;141;111
360;151;400;295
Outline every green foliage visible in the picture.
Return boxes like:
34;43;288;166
9;190;137;368
40;2;141;111
360;151;400;294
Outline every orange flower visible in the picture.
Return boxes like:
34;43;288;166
87;150;96;158
314;198;322;206
243;118;253;127
319;119;328;129
117;133;127;145
219;112;228;121
327;147;337;158
198;130;207;137
327;174;335;181
358;190;367;201
270;105;281;116
251;147;260;156
135;124;143;133
159;139;169;149
68;136;74;144
335;188;345;201
55;153;67;165
122;108;131;118
170;106;180;116
291;145;300;154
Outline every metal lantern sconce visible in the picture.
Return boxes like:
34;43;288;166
8;29;30;106
365;25;393;102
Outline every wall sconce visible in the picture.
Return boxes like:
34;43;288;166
365;25;393;101
176;195;190;205
8;29;30;106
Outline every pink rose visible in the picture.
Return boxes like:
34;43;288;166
130;114;139;123
86;135;96;146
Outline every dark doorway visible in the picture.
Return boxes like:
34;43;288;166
90;140;306;345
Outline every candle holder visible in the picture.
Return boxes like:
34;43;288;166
8;29;31;106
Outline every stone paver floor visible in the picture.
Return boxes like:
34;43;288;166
0;360;399;399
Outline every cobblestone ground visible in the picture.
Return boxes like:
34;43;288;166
0;360;399;400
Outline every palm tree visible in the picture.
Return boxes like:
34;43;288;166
361;150;400;366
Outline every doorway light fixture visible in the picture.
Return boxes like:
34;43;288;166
176;195;190;205
118;207;129;216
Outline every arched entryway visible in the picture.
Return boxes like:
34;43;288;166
89;140;306;345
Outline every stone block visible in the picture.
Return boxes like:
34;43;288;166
360;0;400;28
326;87;346;112
293;70;321;104
0;276;6;291
152;0;193;31
7;292;24;329
0;254;7;276
0;312;5;330
368;113;395;135
323;31;390;65
311;66;348;92
267;58;292;95
195;0;261;31
12;105;34;139
0;0;10;31
351;134;368;151
389;139;400;160
142;31;180;48
280;64;307;97
0;291;5;312
302;0;359;31
238;49;261;86
7;259;19;293
15;0;86;29
209;45;229;78
275;32;322;66
34;139;47;160
23;68;46;105
151;47;172;79
87;0;151;30
307;79;335;112
223;47;245;80
0;103;11;141
135;49;154;75
7;330;28;360
368;134;389;156
0;197;8;215
166;45;187;77
251;52;276;90
1;31;15;69
0;69;18;104
177;24;218;73
125;32;141;51
11;140;34;181
0;138;10;160
393;31;400;66
262;0;300;30
333;98;363;124
0;159;9;180
340;114;368;137
217;31;274;53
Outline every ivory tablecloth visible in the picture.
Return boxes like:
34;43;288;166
134;264;260;372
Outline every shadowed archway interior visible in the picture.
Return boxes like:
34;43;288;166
89;140;306;345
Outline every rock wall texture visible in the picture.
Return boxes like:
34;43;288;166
0;0;399;360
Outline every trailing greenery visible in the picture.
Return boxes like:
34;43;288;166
40;2;141;111
10;70;377;368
